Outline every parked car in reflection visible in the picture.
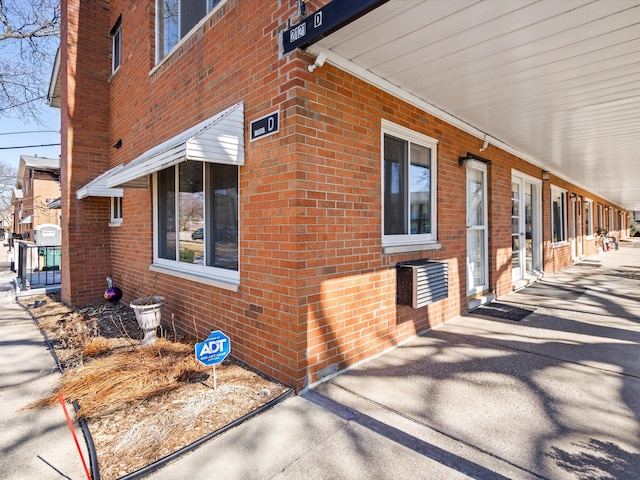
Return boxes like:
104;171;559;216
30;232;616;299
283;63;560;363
191;228;204;240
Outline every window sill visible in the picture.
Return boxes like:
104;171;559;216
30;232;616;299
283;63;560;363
551;241;570;248
149;263;239;292
382;242;442;255
109;221;122;227
109;66;120;82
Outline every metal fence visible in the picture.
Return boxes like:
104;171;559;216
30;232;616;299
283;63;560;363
16;241;62;290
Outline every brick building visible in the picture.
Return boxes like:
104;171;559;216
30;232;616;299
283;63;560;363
12;155;61;240
55;0;632;390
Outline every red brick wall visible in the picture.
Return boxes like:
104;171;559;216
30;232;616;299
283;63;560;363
19;170;60;238
64;0;630;390
30;175;61;229
60;0;114;306
102;0;313;387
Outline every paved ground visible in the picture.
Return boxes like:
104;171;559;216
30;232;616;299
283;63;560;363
2;240;639;479
0;245;89;480
151;240;640;480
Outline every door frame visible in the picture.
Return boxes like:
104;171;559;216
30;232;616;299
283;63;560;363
466;160;489;297
511;170;543;289
571;195;583;260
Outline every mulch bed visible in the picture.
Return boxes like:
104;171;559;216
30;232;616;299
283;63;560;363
22;293;290;479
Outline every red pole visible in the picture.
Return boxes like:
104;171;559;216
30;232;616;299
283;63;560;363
58;392;92;480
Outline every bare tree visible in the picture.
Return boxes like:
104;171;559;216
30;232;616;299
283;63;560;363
0;160;17;230
0;0;60;121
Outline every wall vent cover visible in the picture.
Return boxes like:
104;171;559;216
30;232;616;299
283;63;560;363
396;260;448;308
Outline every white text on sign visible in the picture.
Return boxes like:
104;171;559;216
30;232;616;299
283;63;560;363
200;338;227;355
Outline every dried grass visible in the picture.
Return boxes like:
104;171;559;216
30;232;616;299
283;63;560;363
23;294;290;479
32;340;209;420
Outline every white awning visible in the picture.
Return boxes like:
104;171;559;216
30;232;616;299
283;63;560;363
20;215;32;225
106;102;244;189
76;164;126;199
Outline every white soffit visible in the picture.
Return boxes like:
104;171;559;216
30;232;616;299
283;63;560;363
308;0;640;210
77;165;125;199
106;101;245;189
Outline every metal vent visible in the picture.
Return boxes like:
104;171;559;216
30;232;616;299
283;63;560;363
396;260;448;308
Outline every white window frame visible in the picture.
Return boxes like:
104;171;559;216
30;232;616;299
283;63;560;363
110;16;122;73
155;0;226;64
381;119;438;251
152;162;240;289
584;198;594;238
611;209;617;232
110;196;123;226
597;203;604;232
551;185;568;245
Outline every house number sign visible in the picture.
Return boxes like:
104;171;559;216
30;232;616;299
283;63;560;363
250;111;280;141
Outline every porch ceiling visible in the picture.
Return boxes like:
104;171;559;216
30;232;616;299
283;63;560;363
306;0;640;210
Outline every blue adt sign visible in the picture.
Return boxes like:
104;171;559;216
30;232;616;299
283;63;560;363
195;330;230;366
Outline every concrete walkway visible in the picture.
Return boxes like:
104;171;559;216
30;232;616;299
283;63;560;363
151;240;640;480
2;240;639;479
0;245;90;480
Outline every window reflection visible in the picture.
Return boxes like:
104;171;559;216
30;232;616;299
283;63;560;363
179;161;204;265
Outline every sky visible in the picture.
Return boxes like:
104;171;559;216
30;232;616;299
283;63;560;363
0;106;61;172
0;0;61;173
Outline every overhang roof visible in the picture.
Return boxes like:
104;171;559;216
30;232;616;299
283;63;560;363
105;102;244;189
76;165;125;199
301;0;640;210
47;47;61;108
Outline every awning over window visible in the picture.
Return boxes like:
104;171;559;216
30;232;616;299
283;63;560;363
76;164;126;199
20;215;32;224
106;101;244;189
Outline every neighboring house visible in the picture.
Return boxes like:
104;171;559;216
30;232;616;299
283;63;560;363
12;155;61;240
53;1;634;391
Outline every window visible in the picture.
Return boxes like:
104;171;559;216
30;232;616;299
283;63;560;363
110;16;122;72
155;160;238;280
156;0;223;62
597;203;604;231
584;199;593;237
551;186;567;244
382;120;437;245
110;197;123;226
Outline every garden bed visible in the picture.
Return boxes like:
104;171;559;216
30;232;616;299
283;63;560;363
23;294;290;479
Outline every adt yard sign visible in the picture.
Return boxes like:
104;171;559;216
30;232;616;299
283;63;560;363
195;330;230;366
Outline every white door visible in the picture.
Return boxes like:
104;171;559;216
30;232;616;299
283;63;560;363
511;180;523;282
573;196;583;258
466;161;488;296
512;172;542;286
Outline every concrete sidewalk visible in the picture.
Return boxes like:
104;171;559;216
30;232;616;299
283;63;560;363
2;240;639;479
151;240;640;480
0;244;90;480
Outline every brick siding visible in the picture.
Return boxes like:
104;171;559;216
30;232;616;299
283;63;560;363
60;0;630;390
